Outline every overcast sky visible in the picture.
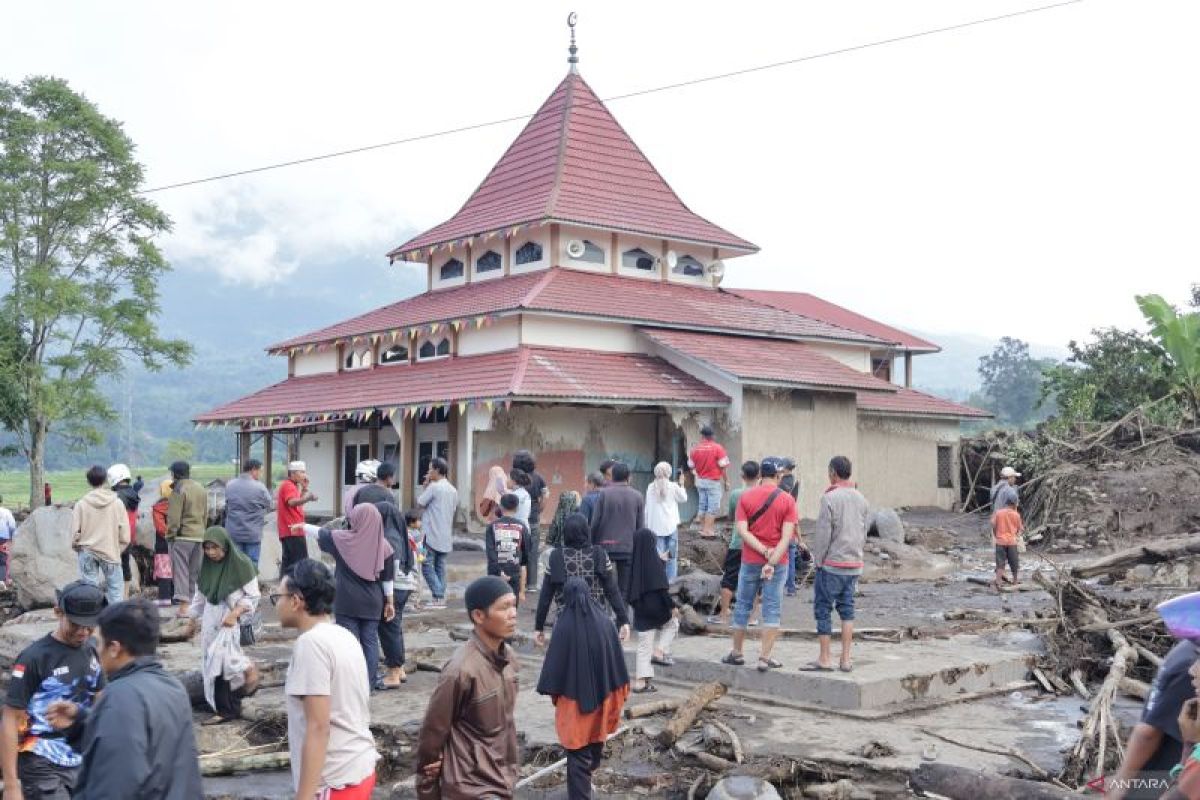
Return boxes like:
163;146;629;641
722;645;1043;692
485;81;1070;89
3;0;1197;348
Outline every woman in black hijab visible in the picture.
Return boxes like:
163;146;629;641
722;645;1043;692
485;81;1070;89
628;528;679;693
534;513;629;644
537;578;630;799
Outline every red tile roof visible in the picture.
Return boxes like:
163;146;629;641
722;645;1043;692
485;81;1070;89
389;72;756;258
856;386;991;418
195;346;727;424
728;289;940;353
641;328;896;394
268;268;883;351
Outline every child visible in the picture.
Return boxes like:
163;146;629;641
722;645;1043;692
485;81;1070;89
992;494;1023;587
403;508;426;610
151;480;174;605
485;493;530;606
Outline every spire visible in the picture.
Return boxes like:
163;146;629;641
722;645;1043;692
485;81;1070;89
567;12;579;73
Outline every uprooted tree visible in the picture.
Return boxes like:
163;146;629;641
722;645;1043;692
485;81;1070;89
0;76;192;508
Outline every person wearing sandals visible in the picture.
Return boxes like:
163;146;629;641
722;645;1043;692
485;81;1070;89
805;456;870;674
628;529;679;693
722;457;798;673
537;577;630;799
317;504;396;693
535;514;630;641
374;500;416;690
185;526;262;724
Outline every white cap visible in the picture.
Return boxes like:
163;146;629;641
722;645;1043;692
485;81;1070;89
356;459;381;482
107;463;132;485
1000;466;1021;478
288;461;307;473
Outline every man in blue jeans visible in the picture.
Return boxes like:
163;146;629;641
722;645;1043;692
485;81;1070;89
805;456;870;673
417;457;458;610
721;457;798;673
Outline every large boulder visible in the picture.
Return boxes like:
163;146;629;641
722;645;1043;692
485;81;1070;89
671;569;722;612
9;506;77;610
706;776;782;800
869;508;905;543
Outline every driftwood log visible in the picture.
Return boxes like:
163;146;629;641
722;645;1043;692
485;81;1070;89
199;750;291;777
910;763;1077;800
1071;535;1200;578
656;681;726;748
625;698;683;719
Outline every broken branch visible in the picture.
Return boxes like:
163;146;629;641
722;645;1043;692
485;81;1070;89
657;681;727;748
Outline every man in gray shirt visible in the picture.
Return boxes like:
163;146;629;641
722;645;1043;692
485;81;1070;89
990;466;1020;510
807;456;870;674
417;457;458;609
223;459;274;566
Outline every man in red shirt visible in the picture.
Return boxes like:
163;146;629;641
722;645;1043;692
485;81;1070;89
687;425;730;540
720;457;799;673
277;461;317;575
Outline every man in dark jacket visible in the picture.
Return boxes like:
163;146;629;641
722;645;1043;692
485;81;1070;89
46;598;202;800
512;450;547;591
588;462;644;603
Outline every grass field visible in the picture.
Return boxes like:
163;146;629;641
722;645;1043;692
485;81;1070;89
0;463;241;509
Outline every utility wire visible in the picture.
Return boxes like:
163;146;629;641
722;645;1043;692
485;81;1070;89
141;0;1082;194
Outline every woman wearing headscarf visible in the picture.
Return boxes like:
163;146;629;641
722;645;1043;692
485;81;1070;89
534;514;629;642
537;578;630;799
644;462;687;582
545;490;581;549
478;464;509;522
185;526;261;724
627;528;679;693
317;503;396;691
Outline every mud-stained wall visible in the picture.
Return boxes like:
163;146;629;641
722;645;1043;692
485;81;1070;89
856;415;960;511
738;389;859;518
471;406;662;528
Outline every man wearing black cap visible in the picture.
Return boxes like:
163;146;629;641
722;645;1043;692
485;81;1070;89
2;581;106;800
416;576;519;800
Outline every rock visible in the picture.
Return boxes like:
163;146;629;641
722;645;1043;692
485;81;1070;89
869;508;905;543
452;535;484;552
671;569;722;611
706;776;782;800
9;507;77;609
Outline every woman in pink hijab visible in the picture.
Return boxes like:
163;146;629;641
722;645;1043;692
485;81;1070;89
317;503;395;691
478;464;510;522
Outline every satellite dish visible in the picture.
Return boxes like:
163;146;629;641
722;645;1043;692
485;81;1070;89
665;250;678;269
566;239;586;259
706;260;726;283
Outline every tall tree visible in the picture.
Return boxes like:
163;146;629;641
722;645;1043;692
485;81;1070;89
978;337;1054;427
1040;328;1172;423
0;76;191;507
1137;294;1200;420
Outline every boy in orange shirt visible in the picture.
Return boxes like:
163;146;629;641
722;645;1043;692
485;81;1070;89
992;494;1024;587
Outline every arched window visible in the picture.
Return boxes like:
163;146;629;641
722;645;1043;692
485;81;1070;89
622;248;656;271
380;345;408;365
439;258;464;280
515;241;542;265
674;255;705;277
578;240;605;264
418;337;451;361
344;351;355;370
476;250;502;273
343;349;371;370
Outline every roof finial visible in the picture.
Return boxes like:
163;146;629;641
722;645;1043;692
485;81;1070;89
567;12;579;73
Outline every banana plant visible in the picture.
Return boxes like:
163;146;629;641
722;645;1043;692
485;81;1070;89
1137;293;1200;420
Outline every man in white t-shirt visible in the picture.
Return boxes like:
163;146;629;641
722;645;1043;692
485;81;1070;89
275;558;378;799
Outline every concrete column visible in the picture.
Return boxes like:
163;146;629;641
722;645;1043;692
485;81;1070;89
905;352;913;388
333;429;344;517
400;414;416;508
264;433;274;490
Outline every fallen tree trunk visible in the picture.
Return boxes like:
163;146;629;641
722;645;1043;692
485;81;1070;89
625;698;682;719
1071;535;1200;578
1120;677;1151;700
199;750;291;777
656;681;726;748
910;763;1077;800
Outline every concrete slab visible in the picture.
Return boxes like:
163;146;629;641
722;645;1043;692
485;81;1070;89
635;633;1036;713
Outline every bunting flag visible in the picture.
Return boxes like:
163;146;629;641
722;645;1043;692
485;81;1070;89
503;399;512;410
475;316;485;329
452;320;463;332
485;399;494;411
458;401;467;415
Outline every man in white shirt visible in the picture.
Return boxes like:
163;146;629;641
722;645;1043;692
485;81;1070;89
417;458;458;610
0;496;16;583
274;558;378;799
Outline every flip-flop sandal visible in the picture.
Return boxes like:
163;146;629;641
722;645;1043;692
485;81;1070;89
799;662;835;672
651;655;676;667
757;658;783;672
839;663;854;673
375;681;403;691
721;653;746;666
705;615;724;625
631;682;658;694
202;715;234;726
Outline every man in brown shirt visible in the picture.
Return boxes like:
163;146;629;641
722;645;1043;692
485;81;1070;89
416;576;519;800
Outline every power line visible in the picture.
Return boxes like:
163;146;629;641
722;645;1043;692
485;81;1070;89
141;0;1082;194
